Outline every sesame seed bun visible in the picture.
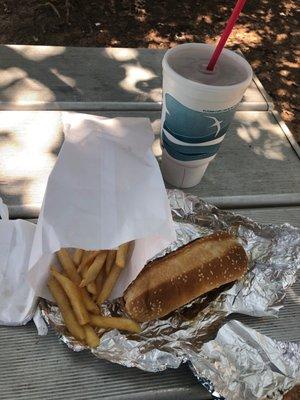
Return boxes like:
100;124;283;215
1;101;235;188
124;231;248;322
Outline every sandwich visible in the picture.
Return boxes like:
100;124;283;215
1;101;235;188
124;231;248;322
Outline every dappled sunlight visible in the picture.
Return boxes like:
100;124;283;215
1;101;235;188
0;112;62;205
150;118;162;156
237;114;290;161
8;45;66;61
0;111;61;150
104;48;138;61
150;118;161;135
49;68;76;88
119;63;157;96
0;45;77;105
237;124;260;144
152;138;162;157
227;25;262;48
145;29;174;48
0;67;27;87
0;1;297;145
252;141;286;161
9;78;55;103
1;148;55;205
148;88;161;102
275;33;288;44
0;1;297;141
0;143;55;173
0;63;56;104
278;58;298;69
0;177;34;208
0;45;163;105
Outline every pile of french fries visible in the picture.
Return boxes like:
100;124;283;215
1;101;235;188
47;243;141;348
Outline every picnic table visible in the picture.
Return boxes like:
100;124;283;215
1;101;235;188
0;46;299;400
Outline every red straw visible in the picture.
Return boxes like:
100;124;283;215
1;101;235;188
207;0;247;71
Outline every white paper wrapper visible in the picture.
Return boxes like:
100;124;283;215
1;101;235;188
0;198;36;325
28;113;176;300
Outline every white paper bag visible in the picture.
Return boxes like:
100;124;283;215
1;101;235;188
0;198;36;325
29;113;176;300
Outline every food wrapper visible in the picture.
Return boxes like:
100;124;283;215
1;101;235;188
28;113;175;300
190;320;300;400
40;190;300;399
0;198;36;325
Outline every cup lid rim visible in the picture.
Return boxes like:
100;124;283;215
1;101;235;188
162;43;253;92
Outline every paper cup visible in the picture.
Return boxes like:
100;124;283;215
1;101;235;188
161;43;253;142
161;147;215;188
160;43;252;187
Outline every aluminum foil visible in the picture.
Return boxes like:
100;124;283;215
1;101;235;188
40;189;300;399
190;320;300;400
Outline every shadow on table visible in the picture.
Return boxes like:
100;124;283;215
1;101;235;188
1;107;297;213
0;45;162;105
0;42;298;212
1;1;298;139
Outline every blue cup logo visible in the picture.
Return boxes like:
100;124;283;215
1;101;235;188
162;131;221;157
163;93;237;144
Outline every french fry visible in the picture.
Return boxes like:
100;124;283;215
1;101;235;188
78;261;89;279
83;325;100;348
80;287;100;314
87;282;97;295
95;268;106;297
48;277;85;341
78;251;99;275
51;267;90;325
97;263;122;305
57;249;81;285
80;250;89;265
105;250;117;274
73;249;83;266
80;251;107;287
79;266;97;296
90;315;141;333
115;243;130;268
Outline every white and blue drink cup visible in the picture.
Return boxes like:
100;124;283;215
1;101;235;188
161;43;252;187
